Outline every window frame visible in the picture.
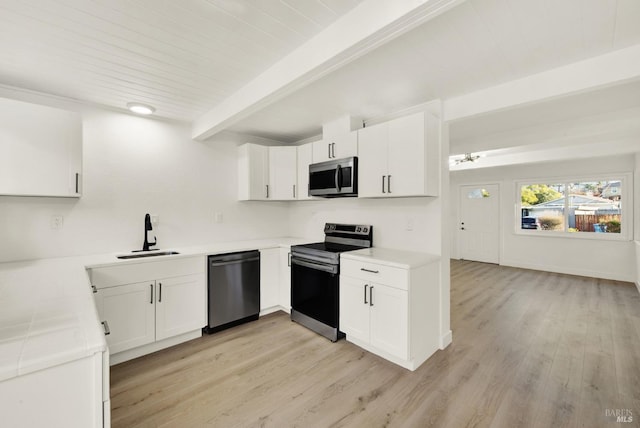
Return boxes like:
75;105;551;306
515;173;632;241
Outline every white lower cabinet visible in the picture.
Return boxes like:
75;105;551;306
259;248;280;311
94;281;155;354
279;246;292;311
155;274;205;340
340;251;439;371
0;352;108;427
340;277;408;361
89;256;206;364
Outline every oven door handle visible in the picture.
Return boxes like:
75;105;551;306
291;257;338;274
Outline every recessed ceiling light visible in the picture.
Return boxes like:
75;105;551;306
126;102;155;115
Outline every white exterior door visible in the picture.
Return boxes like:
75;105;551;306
458;184;500;264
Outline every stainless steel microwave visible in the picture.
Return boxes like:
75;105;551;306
308;157;358;197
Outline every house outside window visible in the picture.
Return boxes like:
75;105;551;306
517;175;631;240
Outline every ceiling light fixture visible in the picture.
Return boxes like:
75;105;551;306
454;153;481;165
126;102;155;115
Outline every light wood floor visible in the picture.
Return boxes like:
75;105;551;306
110;261;640;427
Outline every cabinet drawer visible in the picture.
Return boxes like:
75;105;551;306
89;256;204;289
340;259;408;290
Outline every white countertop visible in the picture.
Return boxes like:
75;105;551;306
341;247;440;269
0;237;309;383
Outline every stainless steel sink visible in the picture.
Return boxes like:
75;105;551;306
116;251;180;260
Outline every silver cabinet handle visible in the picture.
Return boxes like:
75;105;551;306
328;143;331;159
293;184;296;198
102;321;110;336
360;268;379;274
288;252;291;267
159;282;162;302
331;142;336;158
369;286;374;307
265;184;269;198
91;285;97;294
75;173;79;193
150;283;153;304
388;175;392;193
382;175;386;193
364;284;368;304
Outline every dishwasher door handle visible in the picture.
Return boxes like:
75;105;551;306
210;257;260;267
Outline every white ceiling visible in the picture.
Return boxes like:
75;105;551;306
0;0;362;121
1;0;640;145
227;0;640;142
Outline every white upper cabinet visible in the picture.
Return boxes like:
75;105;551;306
0;97;82;197
358;111;439;198
238;143;297;201
296;143;313;200
312;131;358;163
238;143;269;201
268;146;297;200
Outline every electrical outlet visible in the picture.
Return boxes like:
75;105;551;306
214;212;223;224
150;215;159;226
50;215;64;230
406;218;414;231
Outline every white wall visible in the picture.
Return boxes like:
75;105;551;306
0;91;290;262
288;197;441;254
450;155;636;282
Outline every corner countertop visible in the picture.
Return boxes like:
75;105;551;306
341;247;440;269
0;237;309;383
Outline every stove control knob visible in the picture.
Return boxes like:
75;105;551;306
356;226;362;232
363;227;368;233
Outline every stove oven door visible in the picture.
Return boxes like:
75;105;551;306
290;256;340;335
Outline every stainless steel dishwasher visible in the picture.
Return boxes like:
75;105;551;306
203;250;261;334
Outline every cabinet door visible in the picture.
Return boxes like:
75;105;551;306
0;97;82;197
369;283;408;360
357;122;388;197
94;281;155;354
312;139;332;163
387;112;425;197
155;274;206;340
259;248;280;311
268;146;297;200
296;143;313;200
339;276;370;343
331;131;358;159
279;247;291;311
238;143;268;200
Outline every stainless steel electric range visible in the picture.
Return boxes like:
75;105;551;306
290;223;373;342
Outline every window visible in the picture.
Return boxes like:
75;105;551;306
467;188;491;199
517;175;630;239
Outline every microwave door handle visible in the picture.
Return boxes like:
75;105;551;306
335;165;342;191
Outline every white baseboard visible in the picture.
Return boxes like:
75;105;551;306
440;330;452;349
110;330;201;365
259;305;289;316
501;259;634;282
